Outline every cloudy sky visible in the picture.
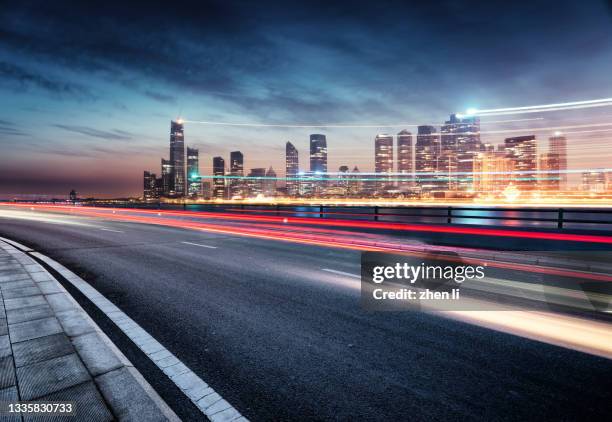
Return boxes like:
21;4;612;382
1;0;612;197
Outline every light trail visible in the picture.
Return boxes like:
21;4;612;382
182;117;543;128
458;97;612;117
5;203;612;245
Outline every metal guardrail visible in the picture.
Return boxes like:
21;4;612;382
71;201;612;231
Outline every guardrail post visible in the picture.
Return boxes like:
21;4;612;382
558;208;564;229
447;206;452;224
319;205;324;218
183;202;186;211
276;204;280;216
374;206;379;221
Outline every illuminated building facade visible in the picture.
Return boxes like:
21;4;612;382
187;147;201;197
285;142;299;197
502;135;537;191
264;167;277;196
473;152;514;198
169;120;186;196
230;151;244;198
161;158;173;196
415;125;441;195
247;168;266;197
539;152;560;192
549;133;568;189
374;134;394;193
213;156;226;199
396;130;412;188
143;171;158;200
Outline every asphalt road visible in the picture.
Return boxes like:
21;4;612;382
0;208;610;421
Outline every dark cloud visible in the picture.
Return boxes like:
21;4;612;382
0;62;93;99
52;124;132;140
144;90;177;104
0;119;26;136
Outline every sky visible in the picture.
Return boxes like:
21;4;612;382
1;0;612;197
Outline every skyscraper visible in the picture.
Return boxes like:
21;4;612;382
285;142;299;197
309;134;327;173
186;147;200;197
374;134;394;193
503;135;537;191
415;125;440;194
440;114;481;193
213;156;226;199
397;130;412;188
143;171;158;200
169;120;186;196
473;151;514;198
230;151;244;198
549;133;567;189
161;158;173;196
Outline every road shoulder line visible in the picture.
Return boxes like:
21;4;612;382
24;247;247;421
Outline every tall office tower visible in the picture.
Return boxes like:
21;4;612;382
397;130;412;188
310;134;328;196
186;147;201;197
473;152;515;198
161;158;173;196
247;168;266;197
264;167;277;197
374;134;394;193
503;135;537;191
539;153;561;192
440;114;481;193
415;125;440;195
309;134;327;173
143;171;158;200
549;132;567;189
285;142;299;197
212;156;226;199
169;120;186;196
229;151;244;198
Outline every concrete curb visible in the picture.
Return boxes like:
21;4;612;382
0;239;180;421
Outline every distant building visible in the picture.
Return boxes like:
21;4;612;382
169;120;186;196
374;134;394;193
349;166;363;197
285;142;299;197
473;152;514;198
186;147;201;197
549;133;568;189
397;130;412;188
310;134;327;173
415;125;440;195
143;171;158;200
161;158;173;196
230;151;245;198
264;167;277;196
539;152;561;192
213;156;226;199
247;168;266;197
582;170;606;193
440;114;481;193
502;135;537;191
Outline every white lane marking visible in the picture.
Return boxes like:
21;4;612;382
99;228;124;233
29;251;246;421
321;268;360;278
181;241;218;249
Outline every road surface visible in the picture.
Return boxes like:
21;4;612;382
0;206;610;421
